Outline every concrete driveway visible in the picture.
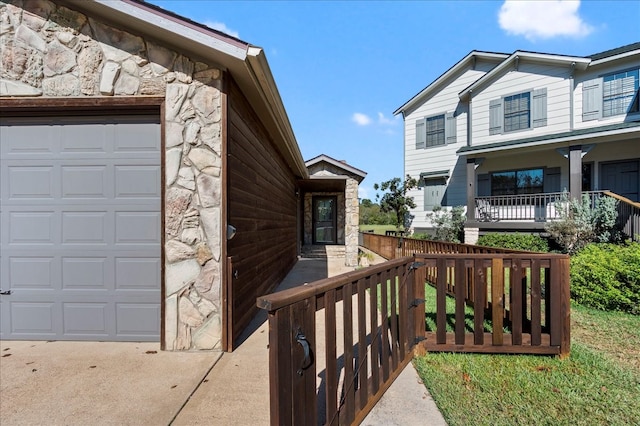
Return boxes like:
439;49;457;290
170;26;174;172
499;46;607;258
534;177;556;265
1;255;447;425
0;340;219;425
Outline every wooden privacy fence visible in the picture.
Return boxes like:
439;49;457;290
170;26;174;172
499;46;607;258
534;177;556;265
257;249;570;425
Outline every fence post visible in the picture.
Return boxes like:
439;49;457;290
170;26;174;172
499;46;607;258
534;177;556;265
412;260;426;353
551;257;571;358
268;298;316;425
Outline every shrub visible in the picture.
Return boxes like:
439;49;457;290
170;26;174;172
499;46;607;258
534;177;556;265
571;243;640;315
545;192;620;254
476;233;549;252
427;205;465;243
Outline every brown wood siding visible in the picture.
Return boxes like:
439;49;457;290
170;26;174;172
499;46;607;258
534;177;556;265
226;78;298;348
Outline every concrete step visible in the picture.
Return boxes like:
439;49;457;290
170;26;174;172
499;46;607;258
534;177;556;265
301;245;346;258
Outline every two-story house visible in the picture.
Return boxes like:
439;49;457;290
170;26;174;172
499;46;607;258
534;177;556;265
395;43;640;243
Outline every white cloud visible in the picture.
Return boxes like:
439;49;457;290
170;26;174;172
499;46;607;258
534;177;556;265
498;0;593;41
203;21;240;39
352;112;372;126
377;112;399;126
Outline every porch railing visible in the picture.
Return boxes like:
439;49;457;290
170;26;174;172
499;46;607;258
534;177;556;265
604;191;640;241
473;191;640;241
258;238;570;425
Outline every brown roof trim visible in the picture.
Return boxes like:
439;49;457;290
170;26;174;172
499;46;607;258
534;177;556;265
0;96;164;116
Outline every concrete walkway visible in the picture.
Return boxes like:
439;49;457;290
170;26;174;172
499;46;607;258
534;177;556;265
174;255;447;425
0;255;447;425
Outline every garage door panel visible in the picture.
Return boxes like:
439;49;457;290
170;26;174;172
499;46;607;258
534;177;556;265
116;304;160;336
9;302;57;335
1;124;58;156
61;166;108;198
8;166;55;199
62;257;109;290
115;212;161;244
9;211;56;244
115;257;161;289
60;121;108;154
113;120;161;153
63;303;110;336
115;165;161;198
62;211;108;245
9;257;56;289
1;115;161;341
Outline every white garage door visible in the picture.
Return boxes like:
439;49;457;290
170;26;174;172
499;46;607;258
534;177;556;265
0;115;161;341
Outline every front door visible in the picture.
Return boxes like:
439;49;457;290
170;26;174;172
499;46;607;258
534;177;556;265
601;160;639;202
313;197;337;244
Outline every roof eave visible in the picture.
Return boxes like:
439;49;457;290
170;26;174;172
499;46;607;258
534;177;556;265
459;51;591;100
590;49;640;66
59;0;309;179
393;51;508;116
245;48;309;178
457;123;640;156
305;154;367;181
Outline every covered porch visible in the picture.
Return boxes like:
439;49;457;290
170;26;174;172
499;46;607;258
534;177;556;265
300;155;366;266
461;122;640;241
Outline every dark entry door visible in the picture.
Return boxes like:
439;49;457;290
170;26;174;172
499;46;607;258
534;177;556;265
601;160;639;202
313;197;337;244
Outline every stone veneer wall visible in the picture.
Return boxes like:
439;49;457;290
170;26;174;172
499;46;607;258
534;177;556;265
305;162;360;267
344;178;359;266
0;0;224;351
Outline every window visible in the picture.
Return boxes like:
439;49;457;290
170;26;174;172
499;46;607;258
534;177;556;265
415;112;456;149
490;168;543;196
426;115;445;147
504;92;530;132
603;69;639;117
583;68;640;121
489;88;547;135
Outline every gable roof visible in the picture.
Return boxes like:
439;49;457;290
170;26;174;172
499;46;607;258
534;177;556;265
589;42;640;62
393;51;508;117
61;0;308;178
305;154;367;182
458;51;590;101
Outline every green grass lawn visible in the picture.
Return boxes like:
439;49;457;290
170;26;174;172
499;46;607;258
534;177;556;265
413;303;640;425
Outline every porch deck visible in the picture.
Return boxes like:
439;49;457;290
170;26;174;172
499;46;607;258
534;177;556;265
468;190;639;239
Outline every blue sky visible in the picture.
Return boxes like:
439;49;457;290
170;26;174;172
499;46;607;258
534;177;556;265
148;0;639;200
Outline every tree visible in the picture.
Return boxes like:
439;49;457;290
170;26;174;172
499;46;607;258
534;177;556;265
359;199;395;225
374;175;418;230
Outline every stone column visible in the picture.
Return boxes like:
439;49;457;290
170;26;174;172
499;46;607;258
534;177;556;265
344;178;359;266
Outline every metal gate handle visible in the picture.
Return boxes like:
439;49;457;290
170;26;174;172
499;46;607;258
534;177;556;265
296;331;312;375
0;289;12;295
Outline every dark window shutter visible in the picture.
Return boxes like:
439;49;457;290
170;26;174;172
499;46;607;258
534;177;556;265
532;88;547;128
477;173;490;196
415;118;426;149
582;77;602;121
489;99;503;135
445;112;457;144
